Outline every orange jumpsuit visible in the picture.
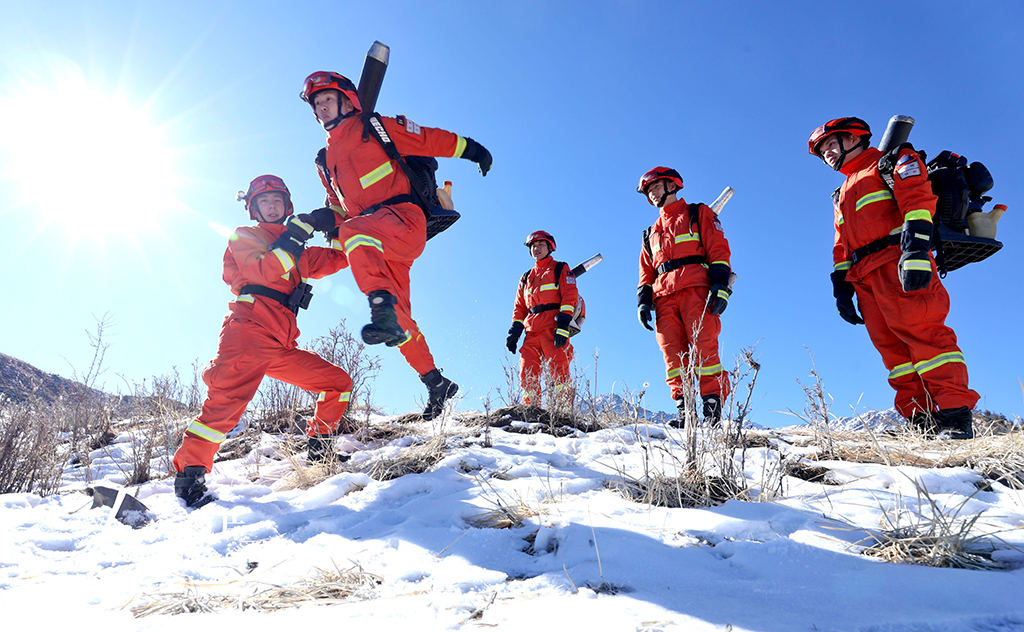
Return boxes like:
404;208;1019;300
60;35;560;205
639;198;731;402
317;113;472;375
172;223;353;473
833;147;979;417
512;256;578;405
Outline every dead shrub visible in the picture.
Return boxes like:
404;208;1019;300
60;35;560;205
0;397;65;495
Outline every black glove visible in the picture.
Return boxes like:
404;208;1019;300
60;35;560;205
553;313;571;348
831;270;864;325
707;283;730;316
304;207;338;233
637;285;654;331
638;305;654;331
899;251;932;292
461;137;492;176
270;232;306;259
900;219;933;253
506;321;524;354
284;215;315;241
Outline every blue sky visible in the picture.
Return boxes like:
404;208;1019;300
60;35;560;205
1;0;1021;425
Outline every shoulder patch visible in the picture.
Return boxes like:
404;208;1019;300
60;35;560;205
565;276;576;285
396;115;420;135
712;217;723;230
895;154;921;180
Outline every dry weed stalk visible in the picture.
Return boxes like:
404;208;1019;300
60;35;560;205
130;565;381;617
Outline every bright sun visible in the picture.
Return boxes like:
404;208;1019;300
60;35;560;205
0;62;181;242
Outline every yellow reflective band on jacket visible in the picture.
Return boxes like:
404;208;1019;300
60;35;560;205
344;234;384;254
330;237;344;251
711;260;729;267
888;362;916;380
272;248;295;272
539;283;558;292
674;233;700;244
185;419;226;444
699;364;723;377
235;294;255;304
837;214;845;226
904;209;933;223
835;261;852;271
666;367;681;379
454;136;467;158
513;318;524;325
560;304;575;313
651;241;662;254
360;161;394;189
330;204;347;219
915;351;965;375
396;330;413;347
855;190;894;211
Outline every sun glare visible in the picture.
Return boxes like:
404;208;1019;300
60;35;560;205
0;61;182;241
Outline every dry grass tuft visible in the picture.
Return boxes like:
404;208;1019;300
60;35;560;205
612;472;747;508
487;404;604;436
466;500;540;529
130;565;381;617
860;527;1010;570
365;434;452;481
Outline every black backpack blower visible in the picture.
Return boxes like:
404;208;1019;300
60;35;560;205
876;115;1005;273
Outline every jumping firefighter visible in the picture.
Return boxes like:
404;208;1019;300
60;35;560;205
506;231;579;407
636;167;733;426
809;117;979;440
298;71;492;420
172;175;354;507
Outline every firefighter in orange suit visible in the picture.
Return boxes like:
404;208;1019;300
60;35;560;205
636;167;732;426
506;231;579;406
809;117;978;440
298;71;492;420
172;175;354;507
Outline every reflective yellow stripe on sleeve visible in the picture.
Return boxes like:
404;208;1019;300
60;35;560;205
888;362;916;380
560;304;575;313
835;261;852;271
272;248;295;273
674;233;700;244
454;135;467;158
904;209;933;223
539;283;558;292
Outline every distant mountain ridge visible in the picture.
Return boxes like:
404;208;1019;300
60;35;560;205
0;352;101;404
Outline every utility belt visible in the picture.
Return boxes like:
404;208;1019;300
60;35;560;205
359;194;418;217
655;255;707;277
850;234;900;264
239;283;313;315
528;303;559;314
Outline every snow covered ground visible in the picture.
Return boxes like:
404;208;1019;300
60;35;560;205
2;409;1023;631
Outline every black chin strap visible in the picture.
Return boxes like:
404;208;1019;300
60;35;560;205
655;182;678;208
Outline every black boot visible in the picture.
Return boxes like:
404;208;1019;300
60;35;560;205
908;411;937;436
702;394;722;426
174;466;213;508
420;369;458;421
934;407;974;440
307;435;350;465
670;399;687;429
361;291;407;346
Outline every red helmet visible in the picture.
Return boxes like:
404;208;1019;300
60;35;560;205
300;71;362;113
808;117;871;157
239;175;294;221
637;167;683;206
524;230;556;252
